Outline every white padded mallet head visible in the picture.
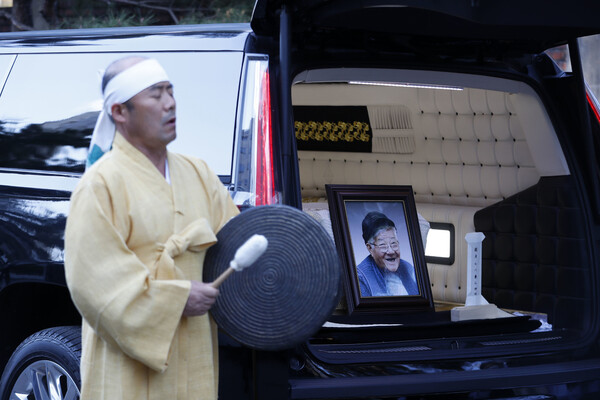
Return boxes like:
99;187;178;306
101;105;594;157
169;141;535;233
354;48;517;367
210;234;268;288
230;234;269;271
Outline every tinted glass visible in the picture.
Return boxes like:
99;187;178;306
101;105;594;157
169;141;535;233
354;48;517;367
0;54;15;93
546;36;600;100
545;44;572;72
579;34;600;100
0;52;242;175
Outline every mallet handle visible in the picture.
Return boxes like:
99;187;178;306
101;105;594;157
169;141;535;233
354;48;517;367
211;267;235;288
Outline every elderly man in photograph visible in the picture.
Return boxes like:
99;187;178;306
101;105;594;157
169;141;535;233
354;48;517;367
64;56;239;399
357;211;419;297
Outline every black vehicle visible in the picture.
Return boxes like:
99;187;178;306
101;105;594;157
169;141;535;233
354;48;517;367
2;1;600;399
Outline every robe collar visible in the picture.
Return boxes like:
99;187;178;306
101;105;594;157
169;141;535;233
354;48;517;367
112;132;190;224
112;131;171;185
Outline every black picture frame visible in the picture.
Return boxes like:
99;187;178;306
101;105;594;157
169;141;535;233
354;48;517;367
326;184;434;314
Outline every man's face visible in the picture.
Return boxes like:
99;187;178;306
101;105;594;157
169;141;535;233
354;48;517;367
367;228;401;272
122;81;177;150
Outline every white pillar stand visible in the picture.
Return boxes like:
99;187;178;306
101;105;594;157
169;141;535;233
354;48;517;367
451;232;512;321
465;232;487;306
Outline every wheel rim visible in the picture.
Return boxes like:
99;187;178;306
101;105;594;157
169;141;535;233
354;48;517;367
10;360;80;400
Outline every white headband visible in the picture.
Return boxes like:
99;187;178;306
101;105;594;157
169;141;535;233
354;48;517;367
86;58;170;168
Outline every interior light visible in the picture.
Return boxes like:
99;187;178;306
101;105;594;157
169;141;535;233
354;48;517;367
424;222;455;265
426;229;451;258
349;81;464;91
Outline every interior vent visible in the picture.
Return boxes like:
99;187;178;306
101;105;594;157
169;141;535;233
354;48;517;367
368;105;412;130
368;105;415;154
372;135;415;154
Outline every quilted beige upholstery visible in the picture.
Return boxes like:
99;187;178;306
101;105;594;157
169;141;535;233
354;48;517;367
294;77;569;304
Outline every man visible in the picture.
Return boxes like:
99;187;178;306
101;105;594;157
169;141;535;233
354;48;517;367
356;211;419;297
64;56;239;399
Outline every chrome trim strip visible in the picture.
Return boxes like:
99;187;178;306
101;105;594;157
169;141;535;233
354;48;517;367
0;172;80;192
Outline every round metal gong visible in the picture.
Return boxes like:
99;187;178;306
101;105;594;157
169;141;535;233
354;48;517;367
203;205;341;351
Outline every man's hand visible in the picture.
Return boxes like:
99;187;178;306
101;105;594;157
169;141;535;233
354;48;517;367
183;280;219;317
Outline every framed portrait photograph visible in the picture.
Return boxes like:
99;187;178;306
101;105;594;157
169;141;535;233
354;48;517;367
326;184;433;314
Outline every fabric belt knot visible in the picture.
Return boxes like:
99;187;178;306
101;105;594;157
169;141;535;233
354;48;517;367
153;218;217;280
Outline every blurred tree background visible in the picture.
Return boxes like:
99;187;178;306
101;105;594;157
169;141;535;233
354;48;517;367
0;0;255;31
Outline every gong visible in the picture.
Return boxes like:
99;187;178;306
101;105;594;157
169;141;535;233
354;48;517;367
203;204;341;351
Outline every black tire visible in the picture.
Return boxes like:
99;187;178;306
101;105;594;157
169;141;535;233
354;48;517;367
0;326;81;400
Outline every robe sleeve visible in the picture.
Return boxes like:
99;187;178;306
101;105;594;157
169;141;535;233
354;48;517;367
64;176;191;373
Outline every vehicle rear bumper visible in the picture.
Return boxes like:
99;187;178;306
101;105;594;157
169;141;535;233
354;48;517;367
290;358;600;398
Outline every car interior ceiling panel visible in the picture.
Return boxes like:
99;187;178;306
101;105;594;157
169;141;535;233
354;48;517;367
292;72;580;322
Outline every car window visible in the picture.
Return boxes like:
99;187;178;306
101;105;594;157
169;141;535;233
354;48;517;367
545;44;571;72
0;54;15;94
579;34;600;101
546;36;600;101
0;51;242;176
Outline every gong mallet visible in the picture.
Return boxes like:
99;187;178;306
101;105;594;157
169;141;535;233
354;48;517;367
210;234;268;288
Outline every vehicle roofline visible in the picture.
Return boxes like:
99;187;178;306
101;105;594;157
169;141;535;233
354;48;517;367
0;23;253;53
0;23;252;40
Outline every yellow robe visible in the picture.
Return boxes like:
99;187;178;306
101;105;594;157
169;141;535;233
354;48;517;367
64;132;239;400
